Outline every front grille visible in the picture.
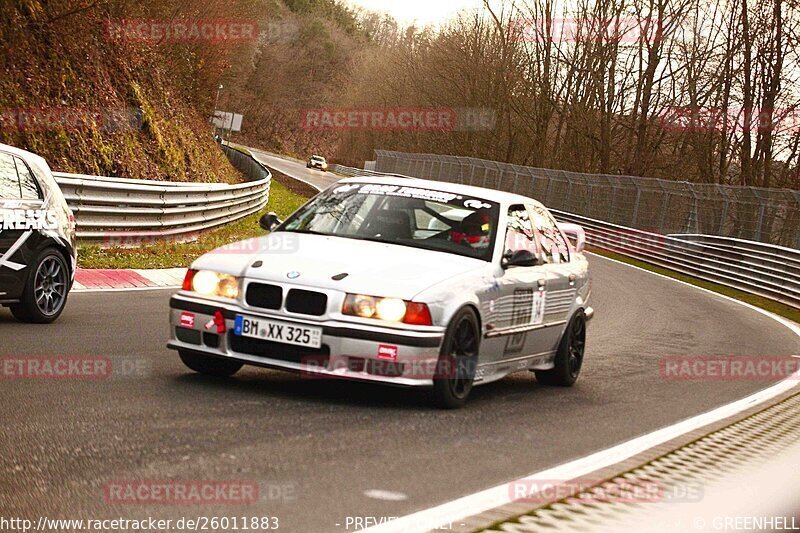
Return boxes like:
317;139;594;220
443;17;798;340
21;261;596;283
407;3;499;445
228;333;330;366
203;332;220;348
176;328;201;345
246;283;283;310
285;289;328;316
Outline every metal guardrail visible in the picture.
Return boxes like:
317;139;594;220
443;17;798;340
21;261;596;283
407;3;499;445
54;147;271;242
552;210;800;309
332;162;800;310
328;164;383;177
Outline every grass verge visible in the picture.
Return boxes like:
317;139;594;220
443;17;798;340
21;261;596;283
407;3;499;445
588;246;800;324
77;178;309;269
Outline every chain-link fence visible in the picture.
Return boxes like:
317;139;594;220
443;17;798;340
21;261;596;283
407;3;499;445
374;150;800;249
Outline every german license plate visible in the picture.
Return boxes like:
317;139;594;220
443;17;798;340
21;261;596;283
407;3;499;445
234;315;322;349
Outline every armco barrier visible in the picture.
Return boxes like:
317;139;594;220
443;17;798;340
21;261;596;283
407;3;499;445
328;164;383;177
552;210;800;310
53;148;270;242
332;162;800;310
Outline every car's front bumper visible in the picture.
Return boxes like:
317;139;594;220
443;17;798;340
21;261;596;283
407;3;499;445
168;294;444;387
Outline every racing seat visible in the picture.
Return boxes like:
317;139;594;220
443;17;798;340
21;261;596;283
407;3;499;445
363;209;412;241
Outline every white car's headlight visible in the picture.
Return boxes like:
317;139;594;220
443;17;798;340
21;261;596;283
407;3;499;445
183;269;239;299
342;294;432;325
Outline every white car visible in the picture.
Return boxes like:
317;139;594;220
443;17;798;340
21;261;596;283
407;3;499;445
168;177;592;408
306;155;328;171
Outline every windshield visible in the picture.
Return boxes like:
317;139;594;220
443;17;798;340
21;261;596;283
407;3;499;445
278;182;500;261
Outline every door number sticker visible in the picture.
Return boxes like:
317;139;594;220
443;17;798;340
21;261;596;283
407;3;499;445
532;291;546;325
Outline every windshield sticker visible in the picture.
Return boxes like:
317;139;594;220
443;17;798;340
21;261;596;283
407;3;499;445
334;183;496;208
465;199;492;209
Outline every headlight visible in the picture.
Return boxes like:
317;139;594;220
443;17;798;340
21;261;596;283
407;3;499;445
342;294;432;325
375;297;407;321
183;269;240;299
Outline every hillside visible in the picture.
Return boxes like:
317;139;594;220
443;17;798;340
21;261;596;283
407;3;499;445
0;1;269;182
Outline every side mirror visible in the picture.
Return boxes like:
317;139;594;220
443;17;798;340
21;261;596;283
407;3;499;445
259;212;283;232
502;249;539;269
557;223;586;252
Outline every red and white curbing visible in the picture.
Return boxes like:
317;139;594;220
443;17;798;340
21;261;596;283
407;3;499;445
73;268;187;291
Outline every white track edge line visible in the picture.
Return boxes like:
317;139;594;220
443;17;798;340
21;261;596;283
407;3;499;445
360;251;800;533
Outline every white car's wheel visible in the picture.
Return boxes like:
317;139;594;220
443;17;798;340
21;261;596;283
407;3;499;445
535;310;586;386
432;307;480;409
10;248;70;324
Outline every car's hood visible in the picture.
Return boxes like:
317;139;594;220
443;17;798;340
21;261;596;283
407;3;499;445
193;232;487;299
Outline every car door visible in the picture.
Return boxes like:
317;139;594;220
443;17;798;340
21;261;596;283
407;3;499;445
0;152;44;300
481;204;550;366
528;203;577;352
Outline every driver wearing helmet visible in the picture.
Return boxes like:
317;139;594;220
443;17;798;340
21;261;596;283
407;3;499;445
450;211;492;250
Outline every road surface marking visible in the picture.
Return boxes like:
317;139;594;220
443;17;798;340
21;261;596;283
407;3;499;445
364;490;409;502
359;253;800;533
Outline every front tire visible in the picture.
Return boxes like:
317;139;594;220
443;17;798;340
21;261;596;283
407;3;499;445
179;350;243;378
10;248;70;324
432;307;480;409
535;310;586;387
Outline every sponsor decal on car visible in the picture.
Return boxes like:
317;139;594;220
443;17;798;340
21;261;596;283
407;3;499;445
179;312;195;329
0;208;58;231
377;344;398;361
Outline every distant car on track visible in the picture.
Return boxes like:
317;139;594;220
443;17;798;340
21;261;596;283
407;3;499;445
168;177;592;407
306;155;328;171
0;143;76;323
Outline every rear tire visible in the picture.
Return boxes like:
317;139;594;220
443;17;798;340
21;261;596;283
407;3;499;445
535;310;586;387
10;248;70;324
432;307;480;409
179;350;243;378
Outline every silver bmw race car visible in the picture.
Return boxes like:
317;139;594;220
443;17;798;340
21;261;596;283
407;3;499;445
168;177;593;408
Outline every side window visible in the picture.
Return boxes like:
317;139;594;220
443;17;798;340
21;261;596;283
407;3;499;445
505;205;537;254
0;152;21;200
530;204;570;263
14;157;41;200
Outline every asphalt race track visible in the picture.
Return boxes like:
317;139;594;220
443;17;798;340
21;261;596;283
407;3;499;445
250;149;341;192
1;155;798;532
